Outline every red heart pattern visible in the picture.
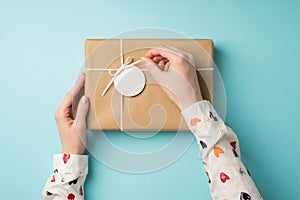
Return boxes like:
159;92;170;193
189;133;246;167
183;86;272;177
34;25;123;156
230;141;237;150
50;175;55;183
79;185;83;196
220;172;230;183
67;193;75;200
63;153;70;164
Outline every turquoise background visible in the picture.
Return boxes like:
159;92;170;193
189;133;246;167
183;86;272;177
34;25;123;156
1;0;299;199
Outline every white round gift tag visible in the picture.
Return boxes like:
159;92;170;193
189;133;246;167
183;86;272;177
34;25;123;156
114;66;145;97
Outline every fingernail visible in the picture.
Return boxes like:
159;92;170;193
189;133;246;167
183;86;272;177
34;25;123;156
81;96;87;104
80;73;85;79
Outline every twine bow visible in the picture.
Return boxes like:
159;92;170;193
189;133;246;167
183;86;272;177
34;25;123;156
101;56;142;96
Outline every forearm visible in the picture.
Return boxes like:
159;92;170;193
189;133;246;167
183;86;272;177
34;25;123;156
42;154;88;200
182;100;262;200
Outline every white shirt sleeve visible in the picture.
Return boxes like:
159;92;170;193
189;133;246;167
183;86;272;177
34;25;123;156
42;154;88;200
182;100;263;200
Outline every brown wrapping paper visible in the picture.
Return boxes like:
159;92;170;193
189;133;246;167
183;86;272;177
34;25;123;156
85;39;214;131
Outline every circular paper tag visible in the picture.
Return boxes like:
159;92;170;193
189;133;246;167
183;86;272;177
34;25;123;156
114;66;145;97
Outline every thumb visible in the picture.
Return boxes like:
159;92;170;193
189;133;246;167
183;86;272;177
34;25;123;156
74;96;90;133
141;57;166;81
141;56;155;67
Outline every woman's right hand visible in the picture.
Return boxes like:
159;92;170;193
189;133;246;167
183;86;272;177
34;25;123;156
141;46;203;111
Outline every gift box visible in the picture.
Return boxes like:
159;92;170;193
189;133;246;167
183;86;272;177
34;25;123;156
84;39;214;131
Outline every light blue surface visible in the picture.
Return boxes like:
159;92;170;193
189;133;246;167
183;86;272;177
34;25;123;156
0;0;299;199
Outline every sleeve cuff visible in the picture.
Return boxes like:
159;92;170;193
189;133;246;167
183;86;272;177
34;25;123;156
53;154;88;176
181;100;222;132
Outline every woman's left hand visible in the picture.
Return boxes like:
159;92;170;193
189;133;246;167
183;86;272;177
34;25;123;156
54;74;89;155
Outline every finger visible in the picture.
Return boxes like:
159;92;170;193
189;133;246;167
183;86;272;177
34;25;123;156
73;73;85;98
158;60;165;69
145;47;178;61
149;56;164;70
59;88;73;113
141;56;171;88
142;56;165;75
165;62;171;71
152;57;160;63
162;45;195;66
72;73;86;118
74;96;90;134
142;56;164;71
152;56;164;63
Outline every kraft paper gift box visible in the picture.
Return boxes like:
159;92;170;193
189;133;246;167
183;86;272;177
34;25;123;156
84;39;214;131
